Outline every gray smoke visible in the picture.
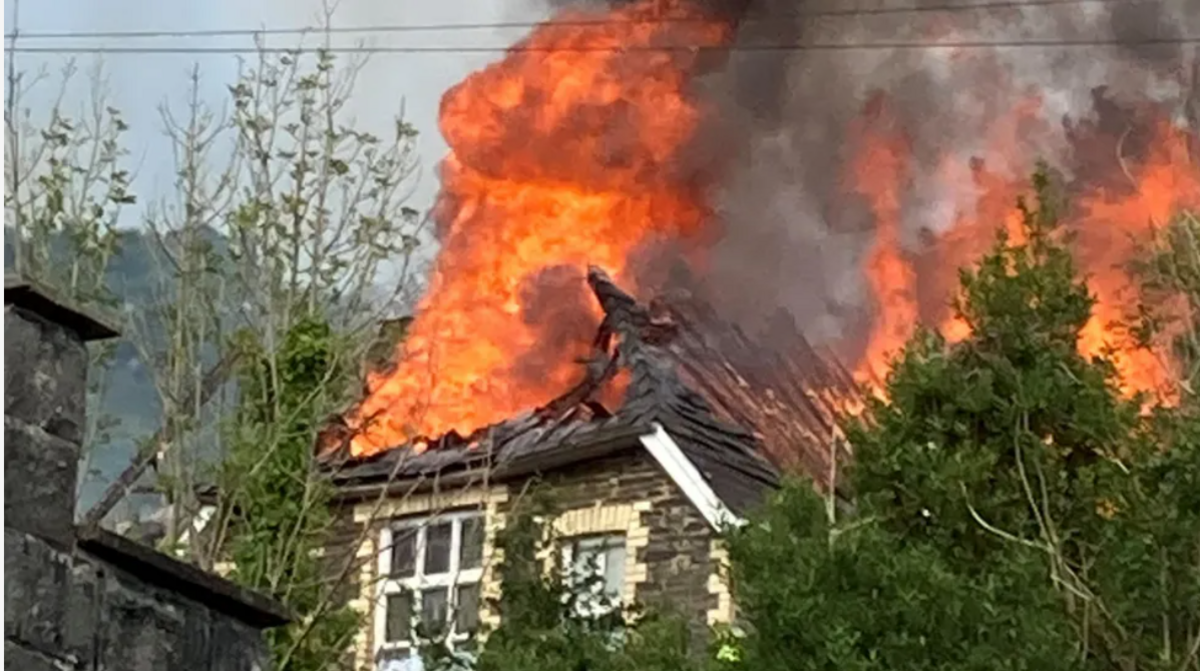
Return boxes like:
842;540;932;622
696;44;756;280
533;0;1198;360
701;0;1194;354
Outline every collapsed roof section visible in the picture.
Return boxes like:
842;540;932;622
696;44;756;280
322;267;859;518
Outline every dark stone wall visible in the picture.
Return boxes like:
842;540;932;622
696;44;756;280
6;530;273;671
504;450;719;648
4;286;285;671
326;450;721;660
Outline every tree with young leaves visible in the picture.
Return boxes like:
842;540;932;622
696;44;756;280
4;59;139;482
725;169;1200;671
112;38;425;543
221;317;361;671
169;42;426;671
9;21;428;671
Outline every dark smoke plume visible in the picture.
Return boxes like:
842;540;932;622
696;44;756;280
534;0;1198;361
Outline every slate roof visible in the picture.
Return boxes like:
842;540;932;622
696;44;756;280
325;268;858;516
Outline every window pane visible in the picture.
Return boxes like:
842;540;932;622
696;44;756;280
391;528;417;578
375;647;411;671
425;523;452;574
421;587;450;636
385;593;413;643
459;517;484;570
377;648;424;671
569;535;626;606
602;542;626;600
455;583;481;634
572;538;600;578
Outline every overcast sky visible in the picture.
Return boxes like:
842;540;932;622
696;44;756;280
3;0;556;513
4;0;550;223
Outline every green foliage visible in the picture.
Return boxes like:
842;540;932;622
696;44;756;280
730;482;1073;671
726;167;1200;671
1132;211;1200;397
221;317;360;671
456;492;704;671
5;70;134;309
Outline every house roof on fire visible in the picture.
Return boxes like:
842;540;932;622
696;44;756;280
322;268;859;527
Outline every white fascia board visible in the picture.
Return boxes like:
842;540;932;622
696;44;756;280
639;422;746;532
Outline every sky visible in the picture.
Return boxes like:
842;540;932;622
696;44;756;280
4;0;550;222
3;0;553;518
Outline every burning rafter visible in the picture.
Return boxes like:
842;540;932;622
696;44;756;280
324;270;861;492
336;0;1198;471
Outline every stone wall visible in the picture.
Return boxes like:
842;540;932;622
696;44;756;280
334;448;726;668
4;276;290;671
518;450;720;646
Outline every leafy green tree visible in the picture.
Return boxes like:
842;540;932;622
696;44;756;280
726;169;1200;671
454;493;703;671
221;317;361;671
192;41;425;671
16;26;428;671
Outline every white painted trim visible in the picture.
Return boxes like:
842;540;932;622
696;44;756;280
638;423;745;531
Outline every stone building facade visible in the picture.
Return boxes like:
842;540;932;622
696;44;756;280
319;269;854;671
327;442;742;671
5;275;291;671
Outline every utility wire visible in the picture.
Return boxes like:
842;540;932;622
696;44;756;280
0;0;1153;42
7;37;1199;55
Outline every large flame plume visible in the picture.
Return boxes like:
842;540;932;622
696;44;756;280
347;0;1199;456
346;0;729;455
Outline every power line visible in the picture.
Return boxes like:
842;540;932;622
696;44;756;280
7;36;1198;55
0;0;1149;42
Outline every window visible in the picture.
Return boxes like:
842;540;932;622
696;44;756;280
376;511;485;669
564;534;627;617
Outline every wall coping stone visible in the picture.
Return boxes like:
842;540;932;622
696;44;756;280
4;273;120;341
77;526;293;629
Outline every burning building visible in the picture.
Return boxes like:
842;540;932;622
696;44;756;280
317;0;1199;667
322;267;856;668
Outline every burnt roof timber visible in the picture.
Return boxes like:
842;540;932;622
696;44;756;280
327;267;858;518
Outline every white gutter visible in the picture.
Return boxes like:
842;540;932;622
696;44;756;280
639;422;746;531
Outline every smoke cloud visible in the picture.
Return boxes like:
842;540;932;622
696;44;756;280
608;0;1194;364
692;0;1191;355
518;0;1197;365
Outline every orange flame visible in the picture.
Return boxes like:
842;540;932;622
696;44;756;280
1074;119;1199;398
846;95;918;388
346;1;729;455
345;0;1198;456
850;95;1198;401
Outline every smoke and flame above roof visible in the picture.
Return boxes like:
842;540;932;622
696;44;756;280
328;266;854;500
342;0;1199;465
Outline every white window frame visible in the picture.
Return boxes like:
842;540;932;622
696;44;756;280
562;533;627;619
374;509;485;667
